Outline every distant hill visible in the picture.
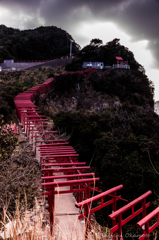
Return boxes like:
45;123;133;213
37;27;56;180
0;25;80;61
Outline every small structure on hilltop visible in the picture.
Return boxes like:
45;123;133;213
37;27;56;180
83;56;130;70
113;56;130;69
83;62;104;69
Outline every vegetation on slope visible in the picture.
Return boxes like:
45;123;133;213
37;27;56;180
0;25;80;61
0;35;158;237
0;116;41;218
0;67;64;122
37;67;154;117
66;38;145;73
0;67;64;218
36;39;159;236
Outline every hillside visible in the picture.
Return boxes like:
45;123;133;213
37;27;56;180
0;25;80;61
35;39;159;232
0;67;65;122
0;37;159;236
37;68;154;116
36;39;154;115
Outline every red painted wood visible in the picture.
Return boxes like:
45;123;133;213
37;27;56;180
108;191;152;240
136;207;159;240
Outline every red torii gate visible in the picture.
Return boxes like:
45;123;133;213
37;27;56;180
75;185;125;239
42;172;96;203
30;129;57;144
40;150;76;155
41;162;86;168
42;166;91;176
42;177;100;234
36;139;66;145
38;146;74;152
22;115;47;137
40;150;77;155
40;154;79;164
42;172;95;182
108;191;152;240
136;207;159;240
24;118;49;137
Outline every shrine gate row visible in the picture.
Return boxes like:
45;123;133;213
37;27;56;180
14;69;159;240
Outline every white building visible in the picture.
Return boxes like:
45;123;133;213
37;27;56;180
82;62;104;69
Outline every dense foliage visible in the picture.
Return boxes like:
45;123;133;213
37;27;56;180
0;25;80;61
37;67;154;119
50;56;157;206
66;38;145;73
53;72;84;94
52;105;159;233
53;105;159;198
90;69;154;107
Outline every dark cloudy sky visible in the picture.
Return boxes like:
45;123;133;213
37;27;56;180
0;0;159;100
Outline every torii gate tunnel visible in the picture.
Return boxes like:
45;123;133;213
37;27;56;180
14;71;159;239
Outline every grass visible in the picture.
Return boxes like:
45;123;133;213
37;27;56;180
0;198;111;240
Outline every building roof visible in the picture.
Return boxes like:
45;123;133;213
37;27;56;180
116;56;123;61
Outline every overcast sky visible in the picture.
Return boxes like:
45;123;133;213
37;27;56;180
0;0;159;101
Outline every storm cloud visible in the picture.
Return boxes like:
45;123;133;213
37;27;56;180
0;0;158;68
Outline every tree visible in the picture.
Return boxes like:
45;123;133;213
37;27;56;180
90;38;103;47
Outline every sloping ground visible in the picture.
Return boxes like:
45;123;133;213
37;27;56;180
26;58;72;70
0;58;72;71
11;70;159;240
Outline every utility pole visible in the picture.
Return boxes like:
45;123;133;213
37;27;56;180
70;40;73;58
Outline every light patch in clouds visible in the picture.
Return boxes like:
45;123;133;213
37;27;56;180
0;7;12;26
0;6;44;30
129;40;150;67
74;21;131;47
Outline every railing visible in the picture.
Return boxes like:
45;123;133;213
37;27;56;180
112;64;130;69
136;207;159;240
75;185;124;239
108;191;152;240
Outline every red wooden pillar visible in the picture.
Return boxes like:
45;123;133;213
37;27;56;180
76;181;80;203
118;214;122;240
50;186;55;235
84;185;91;239
112;191;117;240
80;184;83;202
136;207;159;240
145;222;149;240
85;202;91;240
34;132;37;156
